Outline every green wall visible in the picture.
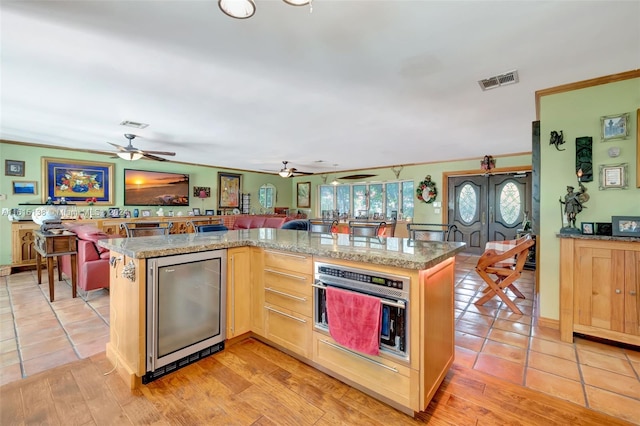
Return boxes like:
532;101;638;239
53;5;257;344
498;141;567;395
0;143;293;265
538;77;640;320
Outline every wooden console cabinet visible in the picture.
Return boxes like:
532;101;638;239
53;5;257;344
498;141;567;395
560;237;640;346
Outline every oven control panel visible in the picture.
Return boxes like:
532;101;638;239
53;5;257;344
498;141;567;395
317;265;404;290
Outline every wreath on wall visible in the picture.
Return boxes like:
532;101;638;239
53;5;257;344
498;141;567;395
416;175;437;204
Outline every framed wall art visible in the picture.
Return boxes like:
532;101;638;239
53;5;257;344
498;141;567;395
218;172;241;209
297;182;311;208
612;216;640;237
600;112;629;142
598;163;628;190
5;160;25;177
42;157;114;205
12;181;37;195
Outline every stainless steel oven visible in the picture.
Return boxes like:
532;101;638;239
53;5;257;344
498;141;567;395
313;261;410;361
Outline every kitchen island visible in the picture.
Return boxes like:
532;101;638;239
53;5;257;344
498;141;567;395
99;229;465;416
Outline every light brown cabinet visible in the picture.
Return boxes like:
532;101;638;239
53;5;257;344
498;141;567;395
11;222;38;267
560;237;640;346
226;247;252;339
262;249;313;358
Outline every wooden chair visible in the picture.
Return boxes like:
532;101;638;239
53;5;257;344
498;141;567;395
474;235;534;315
348;220;386;237
120;222;173;237
187;219;223;234
309;219;337;233
407;223;457;241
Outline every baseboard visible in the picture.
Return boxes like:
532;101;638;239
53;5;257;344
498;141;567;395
537;316;559;330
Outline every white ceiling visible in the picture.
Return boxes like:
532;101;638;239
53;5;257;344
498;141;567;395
1;1;639;174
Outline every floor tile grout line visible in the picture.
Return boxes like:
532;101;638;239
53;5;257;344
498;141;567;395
2;275;27;379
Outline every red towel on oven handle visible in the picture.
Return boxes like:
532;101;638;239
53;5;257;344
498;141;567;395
325;286;381;356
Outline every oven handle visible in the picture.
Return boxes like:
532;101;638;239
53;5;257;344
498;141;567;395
320;339;399;373
312;283;406;309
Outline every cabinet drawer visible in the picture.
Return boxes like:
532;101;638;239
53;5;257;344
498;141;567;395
263;249;312;275
312;332;415;409
264;287;311;317
264;267;311;296
265;304;311;358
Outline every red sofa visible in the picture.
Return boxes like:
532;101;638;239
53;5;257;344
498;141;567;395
60;224;110;292
232;215;287;230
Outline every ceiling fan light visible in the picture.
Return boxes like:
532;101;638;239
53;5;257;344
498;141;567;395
279;170;292;178
219;0;256;19
117;152;143;161
283;0;310;5
330;179;339;186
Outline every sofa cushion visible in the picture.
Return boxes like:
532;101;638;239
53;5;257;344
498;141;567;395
264;217;286;228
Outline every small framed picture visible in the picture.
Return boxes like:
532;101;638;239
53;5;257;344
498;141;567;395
595;222;612;236
599;163;628;190
12;181;37;195
581;222;594;235
192;208;201;216
141;209;151;217
108;208;120;218
205;209;215;216
5;160;25;177
612;216;640;237
601;112;629;142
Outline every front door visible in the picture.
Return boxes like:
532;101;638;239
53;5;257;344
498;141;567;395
448;173;532;254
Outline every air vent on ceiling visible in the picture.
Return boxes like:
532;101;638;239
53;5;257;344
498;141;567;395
120;120;149;129
478;70;519;91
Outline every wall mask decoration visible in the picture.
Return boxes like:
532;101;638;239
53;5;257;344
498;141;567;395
480;155;495;173
550;130;565;151
575;136;593;182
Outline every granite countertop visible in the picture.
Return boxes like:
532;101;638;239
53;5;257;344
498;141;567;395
98;228;467;270
556;233;640;243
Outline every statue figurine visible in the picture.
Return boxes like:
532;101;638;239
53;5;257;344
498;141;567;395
559;183;588;232
46;196;54;205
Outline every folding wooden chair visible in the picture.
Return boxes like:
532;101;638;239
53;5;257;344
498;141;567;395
474;235;534;314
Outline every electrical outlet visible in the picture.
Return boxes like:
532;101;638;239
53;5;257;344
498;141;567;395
0;194;7;201
434;208;441;214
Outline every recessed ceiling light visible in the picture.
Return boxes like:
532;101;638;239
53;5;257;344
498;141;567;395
120;120;149;129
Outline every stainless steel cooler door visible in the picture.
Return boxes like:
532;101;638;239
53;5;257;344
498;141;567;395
156;258;222;357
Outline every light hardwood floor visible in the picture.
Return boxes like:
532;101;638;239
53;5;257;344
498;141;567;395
1;254;639;424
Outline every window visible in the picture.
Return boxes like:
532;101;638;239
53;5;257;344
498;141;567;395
319;180;414;219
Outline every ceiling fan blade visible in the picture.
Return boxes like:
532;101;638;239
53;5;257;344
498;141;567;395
107;142;129;152
291;168;313;175
142;153;169;161
139;150;176;156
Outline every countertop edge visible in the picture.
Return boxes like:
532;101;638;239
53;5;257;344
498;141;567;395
556;233;640;243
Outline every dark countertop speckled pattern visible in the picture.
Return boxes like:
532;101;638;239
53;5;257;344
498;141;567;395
556;233;640;243
98;228;467;270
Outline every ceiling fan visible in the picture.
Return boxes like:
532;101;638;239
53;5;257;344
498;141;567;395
108;134;176;161
278;161;313;178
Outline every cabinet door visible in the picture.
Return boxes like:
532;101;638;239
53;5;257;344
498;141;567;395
624;250;640;336
250;248;266;337
227;247;252;338
12;224;38;266
574;246;616;330
265;304;311;358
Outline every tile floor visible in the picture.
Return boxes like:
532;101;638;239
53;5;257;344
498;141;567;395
1;254;639;423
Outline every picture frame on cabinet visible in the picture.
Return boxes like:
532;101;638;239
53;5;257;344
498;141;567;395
595;222;612;236
581;222;594;235
192;208;201;216
612;216;640;237
205;209;215;216
600;112;629;142
5;160;25;177
141;209;151;217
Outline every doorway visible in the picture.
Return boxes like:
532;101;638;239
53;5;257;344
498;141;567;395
447;172;532;254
